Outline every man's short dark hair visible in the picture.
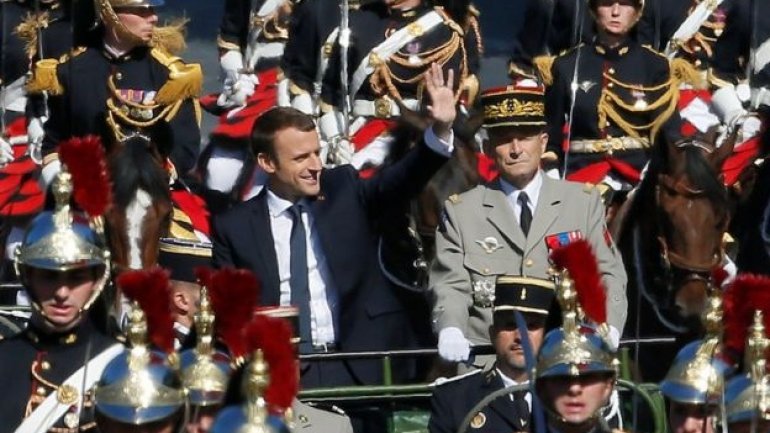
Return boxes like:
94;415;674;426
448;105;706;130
250;107;316;159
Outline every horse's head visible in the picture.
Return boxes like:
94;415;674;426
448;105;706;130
656;130;735;316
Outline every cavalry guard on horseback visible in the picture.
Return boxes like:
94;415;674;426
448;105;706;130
26;0;202;187
0;157;122;432
0;0;95;273
318;0;472;171
541;0;683;200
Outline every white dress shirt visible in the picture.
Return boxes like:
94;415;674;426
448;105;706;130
262;126;453;346
497;368;532;411
499;171;543;227
267;191;337;345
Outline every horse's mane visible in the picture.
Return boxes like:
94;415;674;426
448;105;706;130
680;144;728;209
110;135;171;210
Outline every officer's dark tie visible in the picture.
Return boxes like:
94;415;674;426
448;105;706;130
518;192;532;236
288;204;312;352
512;390;530;429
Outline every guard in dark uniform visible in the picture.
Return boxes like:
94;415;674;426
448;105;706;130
534;241;622;433
0;166;120;432
0;0;95;265
318;0;470;170
27;0;203;186
428;275;556;433
543;0;682;190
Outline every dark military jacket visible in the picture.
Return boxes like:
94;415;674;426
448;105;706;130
0;319;117;432
544;38;681;176
219;0;291;72
281;0;342;96
33;43;201;178
320;1;467;108
711;0;770;89
429;368;533;433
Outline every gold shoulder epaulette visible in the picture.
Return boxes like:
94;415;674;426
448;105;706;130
558;43;584;58
533;55;556;86
15;11;50;59
26;58;63;95
448;193;461;204
152;48;203;104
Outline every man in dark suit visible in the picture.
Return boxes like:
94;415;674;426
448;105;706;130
212;63;456;388
428;275;555;433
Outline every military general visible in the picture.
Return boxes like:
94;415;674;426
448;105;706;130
428;81;627;367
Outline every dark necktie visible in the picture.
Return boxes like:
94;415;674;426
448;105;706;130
288;204;312;352
518;192;532;236
512;390;530;430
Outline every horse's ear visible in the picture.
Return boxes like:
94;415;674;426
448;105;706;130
711;127;738;170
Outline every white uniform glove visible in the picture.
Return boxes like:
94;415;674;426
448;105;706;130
27;116;46;164
218;50;258;108
437;327;471;362
0;136;13;167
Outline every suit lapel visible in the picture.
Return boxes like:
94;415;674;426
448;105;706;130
481;369;528;430
483;183;526;252
250;191;281;305
525;176;562;256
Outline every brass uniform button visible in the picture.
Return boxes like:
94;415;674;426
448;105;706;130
482;267;490;274
608;68;615;75
525;259;534;267
115;72;123;80
36;386;47;396
41;361;51;370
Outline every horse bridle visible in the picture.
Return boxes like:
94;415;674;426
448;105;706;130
655;165;728;285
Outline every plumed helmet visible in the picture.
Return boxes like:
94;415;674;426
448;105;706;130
536;240;619;379
660;338;732;405
660;287;730;405
14;169;110;316
94;269;185;425
179;286;232;407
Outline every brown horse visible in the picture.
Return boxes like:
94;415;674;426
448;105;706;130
616;130;735;381
103;132;172;272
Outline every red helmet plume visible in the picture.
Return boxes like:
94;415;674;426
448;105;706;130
202;267;261;359
57;135;112;217
117;267;175;354
550;239;607;325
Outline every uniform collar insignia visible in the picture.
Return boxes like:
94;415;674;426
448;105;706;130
476;236;503;254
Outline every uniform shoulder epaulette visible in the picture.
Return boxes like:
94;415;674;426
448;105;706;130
670;57;705;89
151;47;203;105
447;193;461;204
26;57;63;95
433;368;482;387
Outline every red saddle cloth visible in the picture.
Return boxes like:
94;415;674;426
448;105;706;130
0;117;43;217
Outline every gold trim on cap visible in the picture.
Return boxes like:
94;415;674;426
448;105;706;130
158;239;212;257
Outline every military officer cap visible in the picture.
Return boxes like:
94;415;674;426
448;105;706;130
158;237;212;284
493;275;555;317
481;80;547;131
